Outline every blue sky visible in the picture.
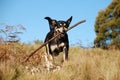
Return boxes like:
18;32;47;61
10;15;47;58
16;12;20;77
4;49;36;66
0;0;112;47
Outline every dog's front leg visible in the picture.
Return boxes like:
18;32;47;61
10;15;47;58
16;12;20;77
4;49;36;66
45;44;54;71
46;44;53;61
63;47;68;62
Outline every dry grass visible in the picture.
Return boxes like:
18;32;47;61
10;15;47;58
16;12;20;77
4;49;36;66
0;44;120;80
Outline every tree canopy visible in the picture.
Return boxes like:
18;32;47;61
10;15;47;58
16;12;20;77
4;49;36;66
94;0;120;49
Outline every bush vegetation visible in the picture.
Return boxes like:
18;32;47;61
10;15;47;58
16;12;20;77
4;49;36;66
0;43;120;80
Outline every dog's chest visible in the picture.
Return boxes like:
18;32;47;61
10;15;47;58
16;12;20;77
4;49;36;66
50;42;65;52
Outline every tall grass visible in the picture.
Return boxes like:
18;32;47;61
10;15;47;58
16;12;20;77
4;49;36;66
0;44;120;80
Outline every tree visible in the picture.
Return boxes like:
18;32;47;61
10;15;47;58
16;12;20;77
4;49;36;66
94;0;120;49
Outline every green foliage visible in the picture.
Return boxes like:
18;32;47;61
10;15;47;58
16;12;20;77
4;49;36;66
94;0;120;49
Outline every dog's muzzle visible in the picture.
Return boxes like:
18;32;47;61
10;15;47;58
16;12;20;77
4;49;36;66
54;28;66;41
55;27;67;33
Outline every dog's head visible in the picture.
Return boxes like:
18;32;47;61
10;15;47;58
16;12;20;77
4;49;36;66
55;16;72;33
45;16;72;33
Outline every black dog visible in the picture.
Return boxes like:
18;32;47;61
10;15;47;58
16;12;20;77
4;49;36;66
44;16;72;62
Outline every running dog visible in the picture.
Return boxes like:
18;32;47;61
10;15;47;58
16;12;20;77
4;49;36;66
44;16;72;62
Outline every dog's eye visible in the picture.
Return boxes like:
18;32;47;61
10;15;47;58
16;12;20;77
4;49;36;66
60;23;62;26
64;23;66;26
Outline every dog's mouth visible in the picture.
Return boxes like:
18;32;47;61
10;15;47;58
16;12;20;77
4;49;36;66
54;29;65;41
55;27;63;33
54;30;64;36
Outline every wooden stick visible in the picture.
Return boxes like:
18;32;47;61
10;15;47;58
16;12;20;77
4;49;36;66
22;20;86;63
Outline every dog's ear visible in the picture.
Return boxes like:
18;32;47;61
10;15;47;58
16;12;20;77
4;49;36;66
66;16;72;27
45;17;57;30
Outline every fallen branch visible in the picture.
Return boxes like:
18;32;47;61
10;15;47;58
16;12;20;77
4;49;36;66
22;20;86;63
